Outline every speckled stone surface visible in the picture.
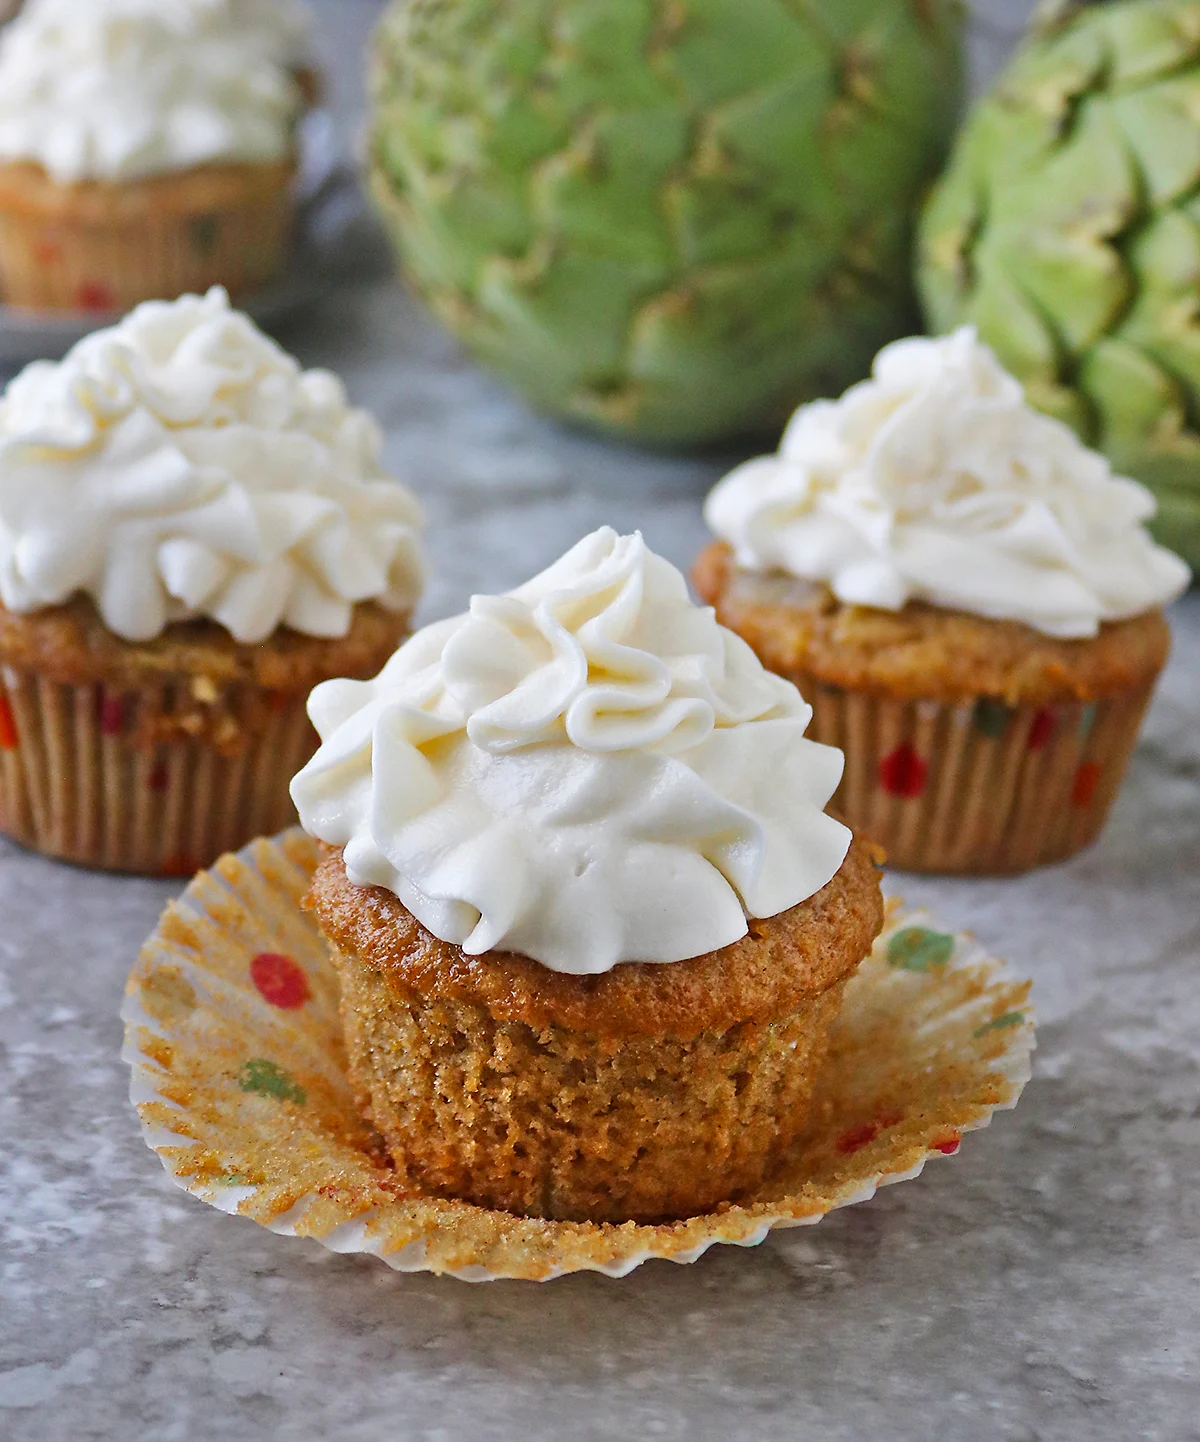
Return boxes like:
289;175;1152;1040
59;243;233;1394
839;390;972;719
4;3;1200;1439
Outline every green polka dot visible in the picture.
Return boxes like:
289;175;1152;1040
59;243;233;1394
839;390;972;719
1079;702;1099;738
973;699;1013;739
191;214;219;256
886;926;955;972
973;1011;1024;1038
238;1058;305;1105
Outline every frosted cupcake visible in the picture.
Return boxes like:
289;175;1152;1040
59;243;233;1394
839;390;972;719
0;286;424;873
696;329;1190;873
0;0;315;311
293;528;882;1224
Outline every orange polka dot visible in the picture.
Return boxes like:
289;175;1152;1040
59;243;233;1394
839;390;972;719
159;854;198;879
77;281;116;312
1072;761;1101;809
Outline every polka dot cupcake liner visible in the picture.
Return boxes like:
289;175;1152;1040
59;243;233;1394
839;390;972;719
0;669;315;873
0;159;293;314
121;830;1035;1282
801;679;1157;873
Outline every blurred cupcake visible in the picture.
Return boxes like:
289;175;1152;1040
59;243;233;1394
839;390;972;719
0;286;424;873
293;527;882;1224
696;329;1190;874
0;0;316;312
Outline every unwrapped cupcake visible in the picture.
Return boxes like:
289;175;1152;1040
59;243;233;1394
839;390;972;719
696;328;1190;874
0;0;315;311
292;527;883;1224
0;285;424;873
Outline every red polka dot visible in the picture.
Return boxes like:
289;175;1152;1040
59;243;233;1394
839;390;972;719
1027;708;1056;750
265;690;289;714
879;743;927;799
931;1134;961;1156
148;761;170;792
250;952;310;1010
77;281;116;312
99;695;125;736
836;1122;878;1156
1072;761;1101;809
160;854;198;878
0;695;17;751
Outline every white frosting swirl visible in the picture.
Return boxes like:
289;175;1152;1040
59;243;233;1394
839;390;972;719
0;287;424;642
705;328;1190;638
291;529;851;976
0;0;313;183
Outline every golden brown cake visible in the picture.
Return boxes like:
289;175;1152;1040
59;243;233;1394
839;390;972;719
291;527;874;1224
307;835;883;1223
694;542;1171;708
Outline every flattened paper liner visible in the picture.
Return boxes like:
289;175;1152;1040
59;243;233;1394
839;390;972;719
122;830;1035;1282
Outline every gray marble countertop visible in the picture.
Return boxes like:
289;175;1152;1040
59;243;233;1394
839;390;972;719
4;3;1200;1440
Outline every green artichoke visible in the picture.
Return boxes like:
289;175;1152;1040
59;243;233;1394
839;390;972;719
919;0;1200;569
369;0;964;447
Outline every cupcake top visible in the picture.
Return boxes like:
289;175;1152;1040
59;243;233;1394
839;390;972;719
705;329;1190;640
0;287;424;643
291;528;850;976
0;0;313;184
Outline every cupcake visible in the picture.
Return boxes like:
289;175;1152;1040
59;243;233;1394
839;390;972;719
0;0;315;312
292;528;883;1224
0;286;424;873
697;328;1190;874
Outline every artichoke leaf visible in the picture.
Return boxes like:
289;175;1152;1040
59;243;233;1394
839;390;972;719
1109;75;1200;206
545;0;664;114
979;225;1128;354
987;95;1137;233
532;108;686;271
659;0;821;108
1080;337;1193;460
950;252;1094;438
1115;209;1200;384
994;17;1105;123
1144;485;1200;558
477;249;654;390
618;262;906;444
1101;0;1200;86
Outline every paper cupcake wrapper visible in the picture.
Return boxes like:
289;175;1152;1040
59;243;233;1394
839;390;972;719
0;669;315;874
122;830;1036;1282
0;171;292;312
802;679;1156;873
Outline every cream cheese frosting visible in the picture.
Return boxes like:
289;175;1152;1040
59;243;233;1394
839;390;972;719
0;287;424;642
0;0;312;184
705;328;1191;639
291;528;851;975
